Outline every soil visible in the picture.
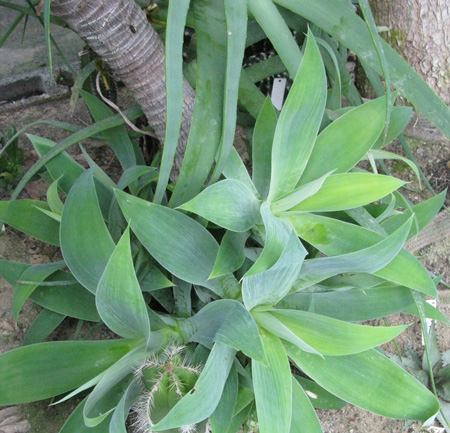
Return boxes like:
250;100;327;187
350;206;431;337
1;94;450;433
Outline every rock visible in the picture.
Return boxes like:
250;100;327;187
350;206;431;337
0;407;31;433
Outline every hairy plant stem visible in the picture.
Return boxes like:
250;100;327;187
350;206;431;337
50;0;195;175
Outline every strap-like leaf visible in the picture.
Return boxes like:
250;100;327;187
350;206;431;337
290;378;323;433
252;331;292;433
252;97;277;198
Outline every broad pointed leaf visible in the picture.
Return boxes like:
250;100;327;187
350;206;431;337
243;230;307;311
115;190;225;294
0;339;136;404
179;179;261;232
269;309;407;356
268;32;327;200
97;227;151;343
286;343;439;422
190;300;266;364
0;200;59;245
284;212;437;297
290;173;405;212
294;217;412;289
210;230;249;278
152;342;235;431
299;96;387;185
60;170;115;293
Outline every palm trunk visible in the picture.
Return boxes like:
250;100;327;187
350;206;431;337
370;0;450;105
51;0;195;173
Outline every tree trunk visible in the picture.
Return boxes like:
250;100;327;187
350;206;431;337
50;0;195;173
370;0;450;105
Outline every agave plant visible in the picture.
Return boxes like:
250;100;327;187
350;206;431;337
0;0;449;431
0;31;447;432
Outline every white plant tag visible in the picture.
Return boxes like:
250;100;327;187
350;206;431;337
271;78;287;110
422;298;437;346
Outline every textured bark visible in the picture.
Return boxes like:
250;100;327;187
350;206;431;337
370;0;450;104
50;0;195;172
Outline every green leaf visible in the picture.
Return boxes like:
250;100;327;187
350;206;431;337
154;0;190;203
294;217;412;289
59;397;111;433
381;190;446;239
46;177;64;215
247;0;302;77
266;309;407;356
286;343;439;422
289;173;405;212
109;378;142;433
116;190;240;298
254;310;322;356
243;230;307;311
210;366;238;433
223;146;258;196
273;0;450;141
271;170;334;214
60;170;115;293
29;271;100;321
23;309;65;346
97;227;151;343
252;97;277;198
245;202;293;277
290;377;323;433
178;179;261;232
115;190;217;288
268;31;327;200
281;285;416;322
80;90;138;171
0;339;136;404
293;375;347;410
210;230;249;278
373;106;412;149
12;105;144;200
43;0;52;81
252;331;292;433
366;149;421;185
169;0;227;206
190;299;267;364
284;212;437;297
299;96;387;185
13;260;65;322
83;344;147;427
152;342;235;431
0;200;59;245
29;134;84;195
210;0;248;183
